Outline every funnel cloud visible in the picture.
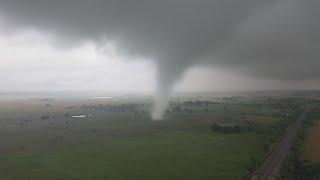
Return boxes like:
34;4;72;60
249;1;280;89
0;0;319;119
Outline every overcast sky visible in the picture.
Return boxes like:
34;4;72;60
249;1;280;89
0;0;319;93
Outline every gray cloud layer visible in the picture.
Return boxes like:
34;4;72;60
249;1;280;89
1;0;319;118
1;0;318;78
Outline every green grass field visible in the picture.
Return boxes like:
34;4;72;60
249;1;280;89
1;131;266;180
0;93;299;180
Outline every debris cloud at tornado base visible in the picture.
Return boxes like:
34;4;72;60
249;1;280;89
0;0;319;119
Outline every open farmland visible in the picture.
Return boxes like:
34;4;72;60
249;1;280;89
302;105;320;163
0;91;306;180
303;121;320;163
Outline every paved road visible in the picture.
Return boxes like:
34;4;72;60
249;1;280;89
250;110;307;180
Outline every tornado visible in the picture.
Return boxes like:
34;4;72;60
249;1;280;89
1;0;319;120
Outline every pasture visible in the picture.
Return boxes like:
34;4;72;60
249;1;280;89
0;92;299;179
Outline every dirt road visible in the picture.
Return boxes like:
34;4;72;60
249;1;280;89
250;110;307;180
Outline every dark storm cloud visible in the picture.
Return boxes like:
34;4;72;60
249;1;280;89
210;0;320;80
1;0;318;78
0;0;319;118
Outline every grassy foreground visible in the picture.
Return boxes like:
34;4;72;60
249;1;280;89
1;131;265;180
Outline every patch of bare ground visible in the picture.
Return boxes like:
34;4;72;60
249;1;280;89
303;120;320;163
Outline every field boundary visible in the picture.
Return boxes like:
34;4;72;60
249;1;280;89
250;109;308;180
